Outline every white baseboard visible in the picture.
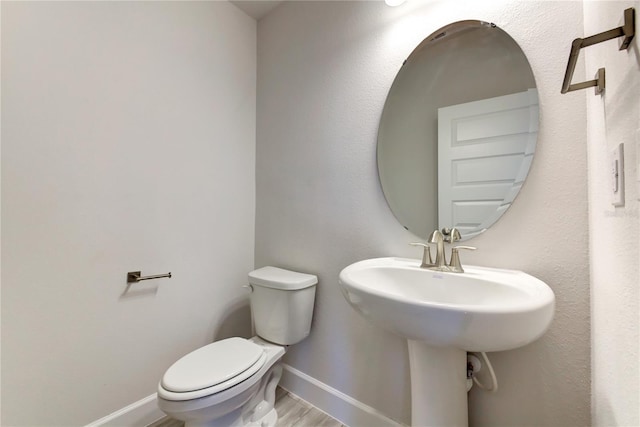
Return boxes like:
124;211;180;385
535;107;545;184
280;363;403;427
85;393;164;427
85;366;402;427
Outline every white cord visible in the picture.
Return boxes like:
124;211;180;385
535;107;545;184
472;352;498;393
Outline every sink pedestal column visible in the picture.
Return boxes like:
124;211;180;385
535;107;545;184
407;340;468;427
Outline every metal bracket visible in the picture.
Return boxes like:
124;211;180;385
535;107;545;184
561;8;635;95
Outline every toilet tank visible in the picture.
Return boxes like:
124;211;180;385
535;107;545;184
248;267;317;345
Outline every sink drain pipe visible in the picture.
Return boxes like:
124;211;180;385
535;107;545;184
466;352;498;393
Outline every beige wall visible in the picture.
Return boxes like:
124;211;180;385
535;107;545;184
1;2;256;425
585;1;640;425
257;1;590;425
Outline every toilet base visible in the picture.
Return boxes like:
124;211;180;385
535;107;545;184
161;338;286;427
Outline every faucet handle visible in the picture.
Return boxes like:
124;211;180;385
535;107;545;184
449;245;476;273
409;242;433;268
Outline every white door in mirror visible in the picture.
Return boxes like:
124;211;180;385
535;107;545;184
438;89;538;233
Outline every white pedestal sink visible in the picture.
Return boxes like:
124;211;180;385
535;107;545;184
338;257;555;427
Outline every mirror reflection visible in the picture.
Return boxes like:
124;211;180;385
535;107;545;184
378;21;537;240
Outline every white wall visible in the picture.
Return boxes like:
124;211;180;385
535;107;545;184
584;1;640;425
1;2;256;425
257;1;590;426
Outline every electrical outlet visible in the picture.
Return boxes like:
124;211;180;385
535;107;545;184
612;143;624;207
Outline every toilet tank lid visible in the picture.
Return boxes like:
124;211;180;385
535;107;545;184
248;266;317;290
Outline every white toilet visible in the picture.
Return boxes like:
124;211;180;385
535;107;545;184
157;266;317;427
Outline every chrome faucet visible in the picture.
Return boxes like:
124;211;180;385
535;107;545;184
411;227;476;273
428;229;447;270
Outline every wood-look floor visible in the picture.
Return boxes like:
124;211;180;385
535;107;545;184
149;388;345;427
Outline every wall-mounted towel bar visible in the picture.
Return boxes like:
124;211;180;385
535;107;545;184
561;8;635;95
127;271;172;283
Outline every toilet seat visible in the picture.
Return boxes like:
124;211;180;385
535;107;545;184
159;337;267;401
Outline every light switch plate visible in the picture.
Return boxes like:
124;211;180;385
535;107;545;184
612;143;624;207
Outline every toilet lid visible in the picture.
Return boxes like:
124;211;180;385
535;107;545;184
161;337;265;393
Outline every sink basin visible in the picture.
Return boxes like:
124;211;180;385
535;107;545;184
339;257;555;352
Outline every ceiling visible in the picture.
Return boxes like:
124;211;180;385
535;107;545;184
230;1;284;20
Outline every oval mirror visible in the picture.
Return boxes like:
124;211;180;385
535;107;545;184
377;20;538;240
